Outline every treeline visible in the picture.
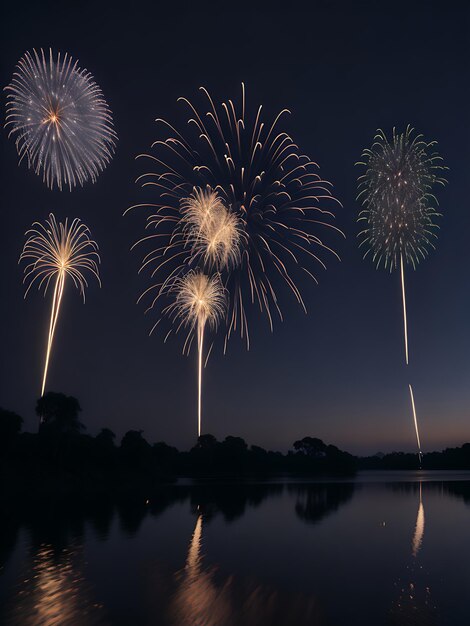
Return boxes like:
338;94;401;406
0;393;356;493
2;393;470;493
359;445;470;470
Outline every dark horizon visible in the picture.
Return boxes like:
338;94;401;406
1;0;469;456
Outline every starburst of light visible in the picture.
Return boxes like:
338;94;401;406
181;187;242;270
5;48;117;190
357;125;446;271
128;84;342;350
163;270;226;436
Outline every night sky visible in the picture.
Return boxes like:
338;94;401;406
1;1;469;455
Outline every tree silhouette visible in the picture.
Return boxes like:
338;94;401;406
36;392;84;435
120;430;152;469
222;436;248;454
293;437;327;458
94;428;117;468
96;428;116;448
0;408;23;453
196;434;218;450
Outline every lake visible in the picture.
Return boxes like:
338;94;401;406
1;471;469;625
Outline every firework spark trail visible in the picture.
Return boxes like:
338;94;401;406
400;254;409;366
41;270;66;397
20;214;100;402
128;84;342;351
197;322;204;438
408;384;422;464
357;126;447;460
5;48;117;190
164;270;226;437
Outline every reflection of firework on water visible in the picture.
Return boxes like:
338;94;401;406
163;270;226;437
129;84;342;349
5;542;106;625
412;483;425;557
169;512;322;625
5;48;116;190
20;213;101;397
389;484;438;624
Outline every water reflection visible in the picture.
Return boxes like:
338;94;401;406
4;541;107;626
292;482;355;525
411;483;425;558
442;480;470;505
169;508;324;626
170;512;231;625
186;483;284;522
1;477;469;625
389;482;438;625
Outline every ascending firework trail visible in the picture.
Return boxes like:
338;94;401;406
356;126;447;461
20;214;101;406
164;270;226;437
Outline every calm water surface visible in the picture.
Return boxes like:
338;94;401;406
1;471;470;625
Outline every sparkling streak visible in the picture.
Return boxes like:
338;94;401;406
41;271;65;398
400;254;409;365
408;384;422;463
197;322;204;438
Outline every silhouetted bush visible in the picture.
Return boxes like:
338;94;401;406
0;408;23;453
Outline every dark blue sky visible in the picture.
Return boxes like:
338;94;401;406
1;1;469;454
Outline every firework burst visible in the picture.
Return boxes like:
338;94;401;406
20;213;101;399
5;48;117;190
181;187;242;271
357;126;447;271
164;270;226;436
128;84;342;350
356;125;447;460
